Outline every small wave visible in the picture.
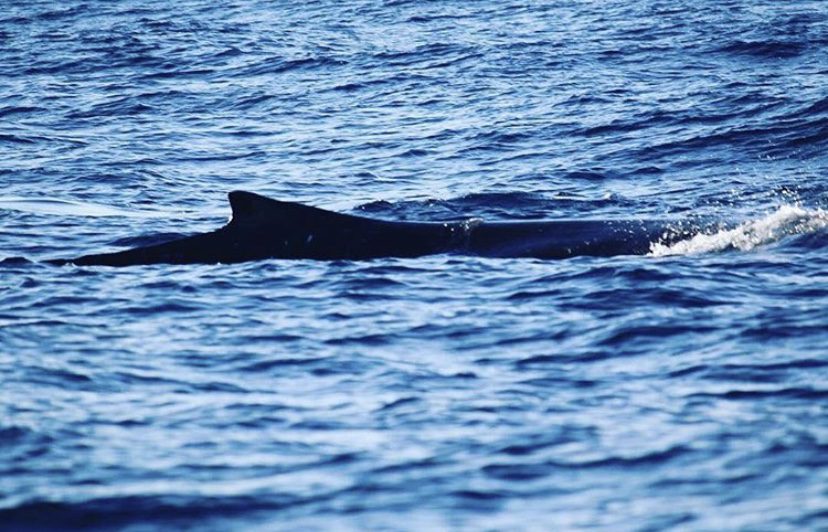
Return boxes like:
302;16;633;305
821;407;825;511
238;56;346;77
717;40;807;59
0;197;171;218
0;106;43;118
355;191;626;221
356;193;543;221
66;99;156;120
650;205;828;257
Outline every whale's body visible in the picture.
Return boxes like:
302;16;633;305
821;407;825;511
52;191;683;267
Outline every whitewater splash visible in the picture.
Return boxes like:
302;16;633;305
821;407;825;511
650;205;828;257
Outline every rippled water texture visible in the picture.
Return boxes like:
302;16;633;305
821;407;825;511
2;1;828;530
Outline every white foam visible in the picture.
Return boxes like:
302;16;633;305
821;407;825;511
649;205;828;257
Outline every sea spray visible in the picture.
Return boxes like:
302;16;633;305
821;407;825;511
650;205;828;257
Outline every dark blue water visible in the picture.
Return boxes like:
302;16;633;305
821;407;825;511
2;1;828;529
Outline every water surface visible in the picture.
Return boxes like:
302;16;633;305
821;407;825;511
1;1;828;530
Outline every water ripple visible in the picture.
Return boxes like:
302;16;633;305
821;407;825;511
1;0;827;530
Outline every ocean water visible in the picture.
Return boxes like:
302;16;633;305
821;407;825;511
1;0;828;529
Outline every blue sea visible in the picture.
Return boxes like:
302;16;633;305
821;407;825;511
2;1;828;530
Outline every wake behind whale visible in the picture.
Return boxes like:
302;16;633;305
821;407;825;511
44;191;697;267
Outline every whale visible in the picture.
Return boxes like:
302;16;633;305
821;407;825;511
48;191;690;267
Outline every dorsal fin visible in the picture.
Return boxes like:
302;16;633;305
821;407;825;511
228;190;281;222
227;190;360;226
